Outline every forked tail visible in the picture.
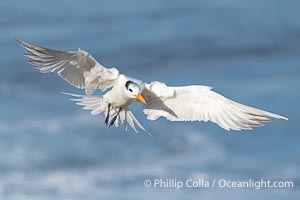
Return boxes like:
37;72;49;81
62;92;150;134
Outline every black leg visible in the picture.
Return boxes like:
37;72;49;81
109;107;122;127
105;103;111;126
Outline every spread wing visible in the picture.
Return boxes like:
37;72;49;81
62;93;149;134
17;39;119;95
142;81;288;131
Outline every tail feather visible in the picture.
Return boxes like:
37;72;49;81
62;92;149;134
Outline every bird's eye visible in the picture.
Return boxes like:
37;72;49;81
129;89;133;92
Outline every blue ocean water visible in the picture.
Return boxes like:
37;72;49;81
0;0;299;199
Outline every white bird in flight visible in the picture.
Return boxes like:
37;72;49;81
17;39;288;134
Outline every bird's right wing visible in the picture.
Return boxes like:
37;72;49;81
142;81;288;131
17;39;119;95
63;93;149;134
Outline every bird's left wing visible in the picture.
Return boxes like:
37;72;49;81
142;81;288;131
17;39;119;95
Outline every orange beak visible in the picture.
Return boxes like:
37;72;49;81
134;93;146;104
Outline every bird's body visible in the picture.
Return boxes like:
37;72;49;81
105;74;142;107
104;75;131;107
17;39;288;133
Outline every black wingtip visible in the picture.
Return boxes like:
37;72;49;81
16;38;35;47
16;38;30;48
15;38;25;43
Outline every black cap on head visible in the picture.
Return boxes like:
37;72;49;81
125;80;134;89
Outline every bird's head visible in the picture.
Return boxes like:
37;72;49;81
125;80;146;104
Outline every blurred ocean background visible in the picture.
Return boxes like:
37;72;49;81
0;0;299;199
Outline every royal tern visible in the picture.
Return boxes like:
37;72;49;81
17;39;288;133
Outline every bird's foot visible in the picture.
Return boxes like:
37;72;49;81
105;103;111;126
109;115;118;127
109;107;122;127
105;116;109;126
